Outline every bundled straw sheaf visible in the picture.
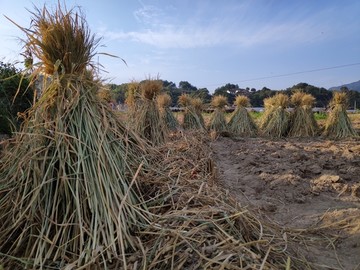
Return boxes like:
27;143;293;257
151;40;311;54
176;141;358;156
208;95;228;133
260;93;289;138
179;94;205;130
323;92;357;138
228;95;258;137
0;4;151;269
157;93;179;132
288;92;318;137
132;78;167;145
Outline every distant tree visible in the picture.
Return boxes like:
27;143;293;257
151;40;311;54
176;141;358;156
179;81;197;92
108;83;128;104
248;87;275;107
0;61;33;134
194;88;211;104
214;83;239;104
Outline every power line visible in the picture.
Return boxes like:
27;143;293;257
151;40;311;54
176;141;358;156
205;62;360;88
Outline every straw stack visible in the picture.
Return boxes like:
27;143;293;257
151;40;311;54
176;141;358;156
323;92;357;138
131;78;167;145
0;4;150;269
288;92;319;137
228;95;257;137
157;92;179;132
208;95;228;133
260;93;289;137
179;94;205;130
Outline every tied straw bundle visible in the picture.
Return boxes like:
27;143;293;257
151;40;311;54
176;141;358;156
0;3;151;269
179;94;205;130
131;78;167;146
208;95;228;133
288;91;319;137
323;92;357;139
157;92;179;132
260;93;289;138
228;95;258;137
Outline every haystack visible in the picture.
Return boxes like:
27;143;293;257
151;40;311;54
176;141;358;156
228;95;257;136
288;92;319;137
260;93;289;137
208;95;228;133
131;78;167;145
323;92;357;138
179;94;205;130
0;4;150;269
157;92;179;132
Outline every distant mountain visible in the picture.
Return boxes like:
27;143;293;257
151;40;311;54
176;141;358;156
329;80;360;91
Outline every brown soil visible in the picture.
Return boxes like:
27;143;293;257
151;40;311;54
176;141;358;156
212;136;360;269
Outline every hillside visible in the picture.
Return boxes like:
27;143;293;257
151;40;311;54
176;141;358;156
329;80;360;91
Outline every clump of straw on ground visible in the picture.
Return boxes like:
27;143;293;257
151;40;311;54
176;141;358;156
288;92;319;137
228;95;257;137
157;92;179;132
260;93;289;137
135;131;309;269
323;92;357;138
179;94;205;130
0;4;150;269
131;78;167;145
208;95;228;133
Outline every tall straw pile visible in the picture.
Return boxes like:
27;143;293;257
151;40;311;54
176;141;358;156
131;78;167;145
260;93;289;137
157;92;179;132
208;95;228;133
0;4;150;269
288;92;319;137
134;131;308;269
323;92;357;138
179;94;205;130
228;95;257;137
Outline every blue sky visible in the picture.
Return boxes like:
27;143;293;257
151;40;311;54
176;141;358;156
1;0;359;92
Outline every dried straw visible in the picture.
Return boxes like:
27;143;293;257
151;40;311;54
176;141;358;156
260;93;289;138
228;96;257;137
208;95;228;133
288;92;319;137
211;95;228;109
134;131;308;269
0;4;151;269
157;93;179;132
132;78;167;146
323;92;357;138
180;95;205;130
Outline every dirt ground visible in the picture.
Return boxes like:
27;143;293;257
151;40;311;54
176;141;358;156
212;136;360;269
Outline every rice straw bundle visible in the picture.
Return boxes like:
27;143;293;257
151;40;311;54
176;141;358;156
208;95;228;133
323;92;357;138
191;97;206;128
179;94;205;130
228;95;257;136
132;78;167;145
260;93;289;137
0;4;150;269
157;93;179;132
288;92;319;137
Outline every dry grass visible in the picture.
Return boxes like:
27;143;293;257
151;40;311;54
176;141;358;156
260;93;289;138
323;92;357;138
0;4;151;269
211;95;228;109
288;92;318;137
157;93;179;132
